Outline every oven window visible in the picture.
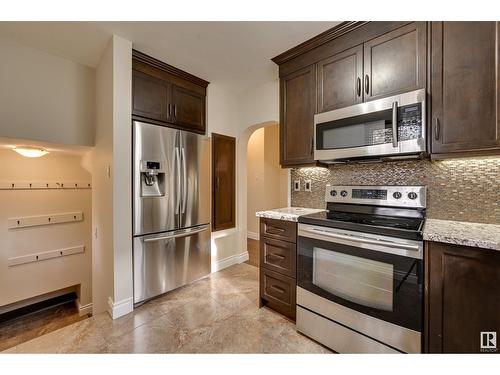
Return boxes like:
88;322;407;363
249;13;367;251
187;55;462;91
313;247;394;311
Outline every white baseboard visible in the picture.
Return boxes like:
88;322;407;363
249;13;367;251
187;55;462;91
76;301;93;317
107;296;134;320
247;231;259;241
212;251;249;273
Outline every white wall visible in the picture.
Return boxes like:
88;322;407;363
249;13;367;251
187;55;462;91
92;35;133;318
205;78;281;269
0;149;92;314
206;83;244;269
111;36;133;313
92;37;114;315
0;36;95;146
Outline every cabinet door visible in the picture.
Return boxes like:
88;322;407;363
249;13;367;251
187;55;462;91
363;22;426;100
132;70;169;122
280;65;316;166
425;242;500;353
317;45;363;112
212;133;236;232
431;22;500;156
171;84;206;134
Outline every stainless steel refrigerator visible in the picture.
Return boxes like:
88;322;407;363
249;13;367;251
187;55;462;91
132;121;211;304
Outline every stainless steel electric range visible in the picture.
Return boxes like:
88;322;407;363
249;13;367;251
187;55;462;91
296;185;426;353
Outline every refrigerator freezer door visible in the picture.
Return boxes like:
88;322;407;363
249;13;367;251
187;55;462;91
133;121;180;236
179;130;211;229
133;225;211;304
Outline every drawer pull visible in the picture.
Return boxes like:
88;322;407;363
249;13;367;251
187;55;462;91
267;253;285;260
270;285;286;294
266;227;285;234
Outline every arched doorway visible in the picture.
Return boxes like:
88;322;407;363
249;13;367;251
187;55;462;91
238;121;289;267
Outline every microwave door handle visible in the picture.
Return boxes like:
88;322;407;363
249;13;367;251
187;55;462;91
392;101;398;148
303;227;421;251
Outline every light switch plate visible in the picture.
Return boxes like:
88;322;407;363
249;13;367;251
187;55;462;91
294;180;301;191
304;180;312;192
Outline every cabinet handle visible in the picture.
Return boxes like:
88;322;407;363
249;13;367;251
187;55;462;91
174;105;177;118
267;253;286;260
168;104;171;117
434;118;441;140
270;285;286;294
310;137;314;154
365;74;370;95
266;227;285;235
357;77;361;97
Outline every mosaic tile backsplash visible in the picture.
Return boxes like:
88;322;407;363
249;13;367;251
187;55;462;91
291;157;500;224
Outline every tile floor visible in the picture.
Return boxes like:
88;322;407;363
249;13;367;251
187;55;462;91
1;263;331;354
0;301;87;352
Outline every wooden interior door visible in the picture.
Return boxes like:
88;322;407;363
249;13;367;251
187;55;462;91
431;21;500;156
212;133;236;231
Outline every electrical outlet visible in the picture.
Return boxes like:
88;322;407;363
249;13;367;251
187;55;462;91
293;180;301;191
304;180;312;192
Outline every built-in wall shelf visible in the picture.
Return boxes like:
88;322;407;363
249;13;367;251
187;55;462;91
8;211;83;229
7;245;85;267
0;181;91;190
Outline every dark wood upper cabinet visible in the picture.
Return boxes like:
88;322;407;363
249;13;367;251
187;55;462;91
171;84;206;133
317;44;363;112
274;22;427;167
212;133;236;232
363;22;426;100
132;50;209;134
425;242;500;353
132;70;170;122
280;64;317;167
431;22;500;157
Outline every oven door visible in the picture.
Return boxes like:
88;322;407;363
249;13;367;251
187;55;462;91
297;224;423;333
314;88;426;162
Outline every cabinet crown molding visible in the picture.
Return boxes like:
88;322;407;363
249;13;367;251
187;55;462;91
271;21;369;65
132;49;210;88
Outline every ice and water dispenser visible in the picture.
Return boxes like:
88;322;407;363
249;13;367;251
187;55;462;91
139;160;166;197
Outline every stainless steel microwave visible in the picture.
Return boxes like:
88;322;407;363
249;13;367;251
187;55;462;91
314;89;426;162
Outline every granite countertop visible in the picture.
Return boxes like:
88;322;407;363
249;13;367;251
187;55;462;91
423;219;500;251
255;207;325;222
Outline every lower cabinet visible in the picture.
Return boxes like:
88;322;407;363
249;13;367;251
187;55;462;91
425;241;500;353
259;218;297;320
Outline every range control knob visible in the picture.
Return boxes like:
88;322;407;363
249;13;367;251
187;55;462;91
330;190;337;197
408;192;418;200
340;190;348;197
393;191;402;199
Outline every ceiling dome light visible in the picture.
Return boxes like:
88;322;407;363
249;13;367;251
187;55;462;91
13;146;49;158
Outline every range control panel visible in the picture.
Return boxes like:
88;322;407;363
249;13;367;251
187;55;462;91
325;185;426;209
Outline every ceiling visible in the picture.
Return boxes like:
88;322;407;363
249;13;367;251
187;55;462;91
0;21;340;93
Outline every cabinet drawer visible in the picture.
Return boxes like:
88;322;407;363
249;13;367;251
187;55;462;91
260;218;297;243
260;268;296;320
260;237;296;277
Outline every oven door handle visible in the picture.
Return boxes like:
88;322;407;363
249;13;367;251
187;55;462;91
301;227;421;252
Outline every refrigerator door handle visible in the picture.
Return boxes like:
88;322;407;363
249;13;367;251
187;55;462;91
174;146;181;213
181;147;187;214
143;225;209;243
